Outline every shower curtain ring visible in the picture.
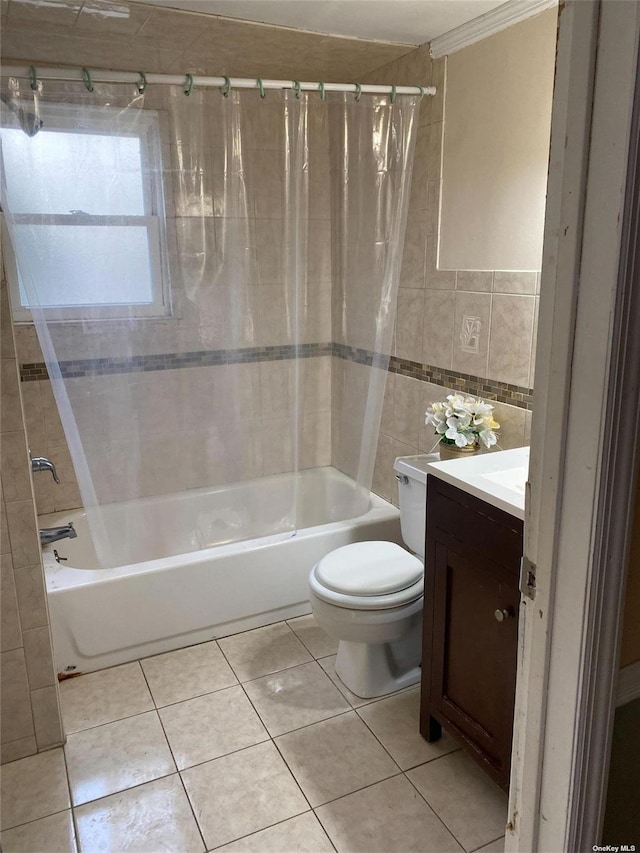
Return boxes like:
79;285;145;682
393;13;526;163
417;85;425;97
81;68;94;93
256;78;265;98
390;85;397;104
137;72;147;94
183;73;194;96
29;65;38;91
293;80;301;99
354;83;362;102
220;76;231;97
319;81;326;101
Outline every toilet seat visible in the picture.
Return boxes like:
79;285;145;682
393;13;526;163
310;541;424;611
316;541;423;595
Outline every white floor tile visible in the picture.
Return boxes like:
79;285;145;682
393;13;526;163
0;809;76;852
181;741;308;849
275;711;399;807
159;685;268;770
243;660;349;736
218;623;312;682
316;775;464;853
65;711;175;806
59;663;153;734
216;812;334;852
0;748;69;830
141;640;237;707
74;774;204;852
357;687;460;770
472;838;505;853
407;750;508;852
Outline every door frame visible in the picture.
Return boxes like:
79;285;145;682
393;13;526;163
507;2;640;851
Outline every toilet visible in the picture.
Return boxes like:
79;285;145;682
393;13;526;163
309;454;438;699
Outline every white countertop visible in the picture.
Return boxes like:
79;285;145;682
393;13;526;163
423;446;529;520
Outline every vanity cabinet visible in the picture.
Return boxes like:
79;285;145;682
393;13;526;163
420;475;523;791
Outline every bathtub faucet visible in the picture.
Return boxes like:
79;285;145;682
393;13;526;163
31;455;61;484
39;523;77;547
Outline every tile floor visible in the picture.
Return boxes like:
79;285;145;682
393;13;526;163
0;615;508;852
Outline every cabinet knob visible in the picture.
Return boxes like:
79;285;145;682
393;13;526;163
494;608;514;622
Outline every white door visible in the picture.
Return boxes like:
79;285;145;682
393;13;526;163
507;2;640;851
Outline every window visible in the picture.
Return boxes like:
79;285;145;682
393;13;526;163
1;104;170;321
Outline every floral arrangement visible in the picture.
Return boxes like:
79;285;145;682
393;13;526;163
425;393;500;449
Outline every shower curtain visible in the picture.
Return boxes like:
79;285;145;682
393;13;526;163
0;74;418;567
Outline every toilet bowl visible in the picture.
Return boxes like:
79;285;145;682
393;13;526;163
309;541;424;698
308;453;438;699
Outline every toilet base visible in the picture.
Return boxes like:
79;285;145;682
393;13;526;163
334;638;421;699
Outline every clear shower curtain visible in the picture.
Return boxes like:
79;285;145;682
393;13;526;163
0;73;418;568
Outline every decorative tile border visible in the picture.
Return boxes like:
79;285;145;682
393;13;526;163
388;354;534;410
331;343;533;410
19;340;532;409
331;342;391;369
19;343;333;382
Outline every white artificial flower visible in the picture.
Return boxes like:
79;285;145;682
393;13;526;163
425;404;448;434
426;394;499;450
444;424;459;441
472;401;494;424
445;423;472;446
479;427;498;448
447;411;471;429
444;394;466;417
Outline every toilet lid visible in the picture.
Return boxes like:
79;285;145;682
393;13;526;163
315;541;423;596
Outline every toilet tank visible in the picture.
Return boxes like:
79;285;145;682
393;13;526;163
393;454;440;558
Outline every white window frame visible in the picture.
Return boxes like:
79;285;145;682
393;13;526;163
2;102;171;322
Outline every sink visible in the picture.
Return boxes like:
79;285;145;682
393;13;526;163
481;466;527;495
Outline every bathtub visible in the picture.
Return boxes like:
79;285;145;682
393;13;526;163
41;466;402;675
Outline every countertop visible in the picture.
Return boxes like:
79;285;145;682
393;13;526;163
423;446;529;520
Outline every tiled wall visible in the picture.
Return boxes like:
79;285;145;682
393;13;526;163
328;86;421;485
3;0;373;510
18;353;333;512
13;101;334;509
0;0;412;82
3;0;540;517
355;48;538;504
0;273;63;764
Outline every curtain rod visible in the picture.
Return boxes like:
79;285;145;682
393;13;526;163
0;65;435;98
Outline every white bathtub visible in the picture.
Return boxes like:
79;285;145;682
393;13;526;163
42;467;402;675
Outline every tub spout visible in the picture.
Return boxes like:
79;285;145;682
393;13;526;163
40;523;77;547
31;455;61;484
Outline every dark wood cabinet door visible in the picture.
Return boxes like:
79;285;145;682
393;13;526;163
431;542;519;776
421;476;523;791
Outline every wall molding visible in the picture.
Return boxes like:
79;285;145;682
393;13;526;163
430;0;558;59
617;661;640;707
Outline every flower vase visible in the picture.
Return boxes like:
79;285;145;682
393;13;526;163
438;440;480;461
